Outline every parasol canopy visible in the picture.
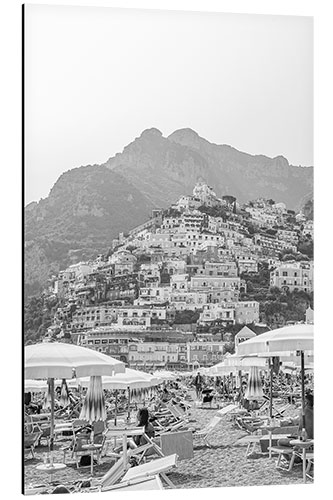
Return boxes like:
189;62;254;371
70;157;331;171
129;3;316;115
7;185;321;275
79;368;162;390
24;378;80;393
152;370;177;381
25;342;125;379
208;355;267;376
237;324;314;357
24;379;48;392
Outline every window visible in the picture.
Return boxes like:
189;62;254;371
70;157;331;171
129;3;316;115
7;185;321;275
282;271;288;277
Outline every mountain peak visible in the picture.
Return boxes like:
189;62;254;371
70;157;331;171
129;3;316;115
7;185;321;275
140;128;163;139
168;128;204;149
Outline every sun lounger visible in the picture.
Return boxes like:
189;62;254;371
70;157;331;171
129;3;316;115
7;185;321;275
102;475;164;491
236;434;263;457
121;453;178;488
193;415;222;447
216;403;238;417
305;452;314;480
24;431;42;459
267;445;297;471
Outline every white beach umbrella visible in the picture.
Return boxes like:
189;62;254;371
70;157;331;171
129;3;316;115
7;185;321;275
152;370;177;381
24;378;80;393
24;379;48;392
209;355;267;375
224;354;268;368
236;324;314;357
24;342;125;464
25;342;125;379
79;368;162;390
237;324;314;424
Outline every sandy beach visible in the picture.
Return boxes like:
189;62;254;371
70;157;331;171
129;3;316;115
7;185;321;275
24;398;309;492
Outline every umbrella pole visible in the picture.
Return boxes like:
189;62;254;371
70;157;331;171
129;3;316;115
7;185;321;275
114;390;118;427
269;361;273;419
49;378;55;466
127;387;131;423
301;351;306;430
238;370;242;394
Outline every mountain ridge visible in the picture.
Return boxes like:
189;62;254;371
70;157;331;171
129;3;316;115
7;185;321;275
25;128;313;295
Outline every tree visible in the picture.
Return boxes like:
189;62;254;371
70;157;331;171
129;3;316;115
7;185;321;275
282;253;297;261
297;239;313;259
223;343;235;355
173;310;200;324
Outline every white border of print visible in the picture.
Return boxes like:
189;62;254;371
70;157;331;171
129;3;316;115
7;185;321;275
1;1;331;500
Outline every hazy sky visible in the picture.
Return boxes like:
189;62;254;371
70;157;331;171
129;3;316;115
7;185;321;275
24;5;313;205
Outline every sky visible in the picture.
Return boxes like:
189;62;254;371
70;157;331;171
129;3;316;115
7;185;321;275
24;5;313;205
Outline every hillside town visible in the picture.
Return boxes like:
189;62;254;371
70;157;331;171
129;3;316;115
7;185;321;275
25;183;314;372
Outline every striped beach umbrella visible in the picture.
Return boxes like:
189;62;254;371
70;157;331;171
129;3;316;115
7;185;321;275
244;366;263;400
79;375;106;423
59;379;69;407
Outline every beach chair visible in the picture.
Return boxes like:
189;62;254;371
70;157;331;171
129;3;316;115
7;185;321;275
120;453;178;488
165;402;191;426
24;431;42;459
236;434;263;457
258;396;290;418
61;429;92;467
102;475;164;491
192;415;223;448
305;452;314;480
154;418;189;435
81;443;168;492
38;422;51;447
129;433;165;463
216;403;238;417
267;445;298;471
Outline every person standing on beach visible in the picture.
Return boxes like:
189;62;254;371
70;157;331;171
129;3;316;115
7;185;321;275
194;372;203;399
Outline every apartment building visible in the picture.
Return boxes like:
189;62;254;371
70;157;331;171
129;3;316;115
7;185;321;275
270;261;314;293
187;341;225;367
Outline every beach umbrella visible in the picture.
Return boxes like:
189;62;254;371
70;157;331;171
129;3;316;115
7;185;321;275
224;354;268;369
79;368;162;391
59;379;69;407
80;375;106;423
237;324;314;425
244;366;264;400
43;379;52;410
24;342;125;465
236;324;313;357
24;379;48;392
25;342;125;379
152;370;177;381
79;368;162;425
208;355;267;376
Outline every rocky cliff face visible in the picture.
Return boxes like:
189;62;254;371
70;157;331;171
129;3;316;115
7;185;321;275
24;165;153;295
25;128;313;295
105;127;313;210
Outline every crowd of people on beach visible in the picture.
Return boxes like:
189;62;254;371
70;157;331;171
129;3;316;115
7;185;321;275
24;367;314;493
